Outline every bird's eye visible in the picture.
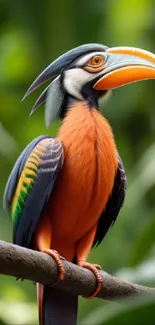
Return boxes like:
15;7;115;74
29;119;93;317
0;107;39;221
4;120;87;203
84;55;104;73
88;55;104;67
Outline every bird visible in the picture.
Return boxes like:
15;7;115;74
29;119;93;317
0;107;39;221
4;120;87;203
3;43;155;325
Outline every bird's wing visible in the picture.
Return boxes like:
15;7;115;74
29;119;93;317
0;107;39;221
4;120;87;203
3;135;64;248
94;156;126;246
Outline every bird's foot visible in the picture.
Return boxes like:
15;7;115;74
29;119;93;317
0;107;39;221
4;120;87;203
42;248;65;280
77;258;103;299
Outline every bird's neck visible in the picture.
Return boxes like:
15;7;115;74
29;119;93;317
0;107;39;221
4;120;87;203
58;100;97;142
57;100;118;164
60;91;101;120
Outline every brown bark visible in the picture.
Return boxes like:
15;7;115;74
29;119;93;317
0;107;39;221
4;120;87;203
0;240;154;301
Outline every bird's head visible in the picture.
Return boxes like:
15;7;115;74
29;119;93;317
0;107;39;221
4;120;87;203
23;43;155;127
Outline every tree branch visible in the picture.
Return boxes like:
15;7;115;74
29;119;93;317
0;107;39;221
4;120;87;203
0;240;154;301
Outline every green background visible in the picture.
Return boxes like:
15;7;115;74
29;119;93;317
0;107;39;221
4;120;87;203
0;0;155;324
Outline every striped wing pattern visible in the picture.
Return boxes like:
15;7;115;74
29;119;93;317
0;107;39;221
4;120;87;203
4;136;63;248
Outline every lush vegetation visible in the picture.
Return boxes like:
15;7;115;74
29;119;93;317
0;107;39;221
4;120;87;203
0;0;155;324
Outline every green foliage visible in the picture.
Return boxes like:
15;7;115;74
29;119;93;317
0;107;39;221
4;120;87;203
0;0;155;324
81;294;155;325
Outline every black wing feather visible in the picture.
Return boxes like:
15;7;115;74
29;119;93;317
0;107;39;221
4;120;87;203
3;136;64;248
94;156;126;247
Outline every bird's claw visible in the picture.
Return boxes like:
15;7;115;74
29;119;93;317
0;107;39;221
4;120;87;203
77;258;103;299
42;248;65;280
93;264;102;270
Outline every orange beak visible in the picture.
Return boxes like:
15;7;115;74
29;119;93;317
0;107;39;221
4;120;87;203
93;46;155;90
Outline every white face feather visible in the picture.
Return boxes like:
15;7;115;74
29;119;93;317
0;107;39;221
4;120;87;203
44;51;107;126
63;52;106;99
63;68;93;99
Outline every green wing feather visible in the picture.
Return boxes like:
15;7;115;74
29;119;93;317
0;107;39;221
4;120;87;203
11;143;43;229
4;136;64;248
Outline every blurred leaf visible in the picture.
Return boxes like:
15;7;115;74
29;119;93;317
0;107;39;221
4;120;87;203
127;142;155;208
0;28;40;85
106;0;152;46
116;259;155;285
0;123;18;159
0;301;37;325
0;319;7;325
81;294;155;325
129;212;155;266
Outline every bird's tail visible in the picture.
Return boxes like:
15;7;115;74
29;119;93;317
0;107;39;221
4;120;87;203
37;283;78;325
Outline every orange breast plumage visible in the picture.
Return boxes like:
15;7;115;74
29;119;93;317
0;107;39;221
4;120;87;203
47;102;118;259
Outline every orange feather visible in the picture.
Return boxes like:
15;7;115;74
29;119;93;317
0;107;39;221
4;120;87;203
36;101;118;261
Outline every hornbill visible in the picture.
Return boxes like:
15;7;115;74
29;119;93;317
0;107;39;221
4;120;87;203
3;43;155;325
